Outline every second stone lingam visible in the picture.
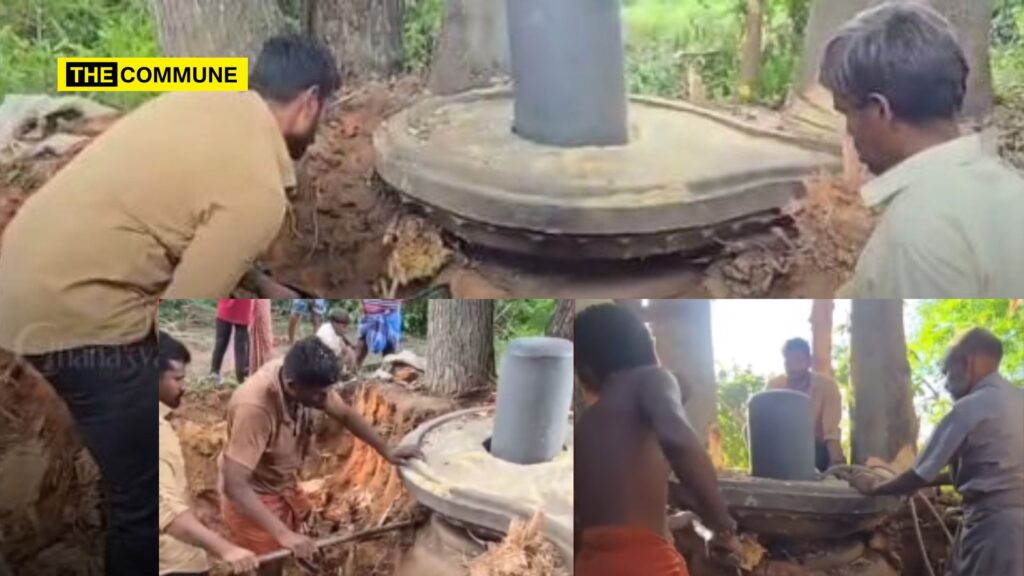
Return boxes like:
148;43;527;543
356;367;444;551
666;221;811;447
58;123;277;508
398;337;575;565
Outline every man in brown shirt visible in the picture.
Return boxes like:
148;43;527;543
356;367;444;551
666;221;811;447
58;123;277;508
766;338;846;471
159;332;257;576
0;37;337;576
220;337;420;576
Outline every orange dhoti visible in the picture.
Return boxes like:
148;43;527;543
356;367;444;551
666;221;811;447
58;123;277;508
221;485;312;554
576;526;690;576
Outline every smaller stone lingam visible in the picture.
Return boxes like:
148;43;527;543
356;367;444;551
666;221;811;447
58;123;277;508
398;337;575;565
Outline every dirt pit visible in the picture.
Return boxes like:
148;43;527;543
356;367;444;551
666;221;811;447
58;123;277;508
0;353;104;576
170;376;570;576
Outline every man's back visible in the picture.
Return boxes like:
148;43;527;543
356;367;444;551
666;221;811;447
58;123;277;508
0;91;292;354
576;366;675;537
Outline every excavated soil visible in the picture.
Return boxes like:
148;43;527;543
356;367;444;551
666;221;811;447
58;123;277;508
171;380;455;575
0;353;103;576
1;89;1020;298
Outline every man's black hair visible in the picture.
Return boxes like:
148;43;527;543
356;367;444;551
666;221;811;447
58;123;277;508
329;309;351;324
946;327;1004;367
574;304;657;390
820;1;968;123
251;35;341;103
283;336;340;389
782;338;812;357
159;331;191;374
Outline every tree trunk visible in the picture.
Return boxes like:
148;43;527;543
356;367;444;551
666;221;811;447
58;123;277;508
810;299;834;377
545;300;575;340
849;300;918;468
315;0;404;80
423;300;494;396
648;300;716;445
150;0;289;61
790;0;993;127
429;0;510;95
739;0;764;100
933;0;994;124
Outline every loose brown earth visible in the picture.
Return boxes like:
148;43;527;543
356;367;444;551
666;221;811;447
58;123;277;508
1;82;1022;297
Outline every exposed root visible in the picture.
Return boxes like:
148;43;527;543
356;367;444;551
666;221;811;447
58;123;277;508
467;512;561;576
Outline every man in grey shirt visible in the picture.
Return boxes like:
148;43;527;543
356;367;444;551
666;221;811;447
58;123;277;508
850;328;1024;575
822;3;1024;297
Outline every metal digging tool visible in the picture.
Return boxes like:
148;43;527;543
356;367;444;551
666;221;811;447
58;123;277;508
245;519;421;567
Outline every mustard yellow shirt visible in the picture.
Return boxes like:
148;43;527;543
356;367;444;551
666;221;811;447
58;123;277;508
0;91;294;354
767;372;843;443
159;403;209;575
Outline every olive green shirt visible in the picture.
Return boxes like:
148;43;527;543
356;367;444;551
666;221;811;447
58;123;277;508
0;91;294;354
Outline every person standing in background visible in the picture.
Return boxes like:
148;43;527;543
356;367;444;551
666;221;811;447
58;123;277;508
356;299;403;368
211;299;255;385
248;300;275;377
288;299;327;344
766;338;846;471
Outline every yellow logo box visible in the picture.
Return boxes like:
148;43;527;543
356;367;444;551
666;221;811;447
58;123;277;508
57;58;248;92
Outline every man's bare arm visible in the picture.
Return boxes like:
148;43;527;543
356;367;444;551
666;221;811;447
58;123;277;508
639;369;735;533
825;440;846;467
222;458;294;539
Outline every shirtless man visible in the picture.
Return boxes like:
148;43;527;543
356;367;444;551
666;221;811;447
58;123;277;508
574;303;741;576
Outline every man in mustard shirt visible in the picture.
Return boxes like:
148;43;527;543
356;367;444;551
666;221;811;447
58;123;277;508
160;332;258;576
0;36;338;576
766;338;846;472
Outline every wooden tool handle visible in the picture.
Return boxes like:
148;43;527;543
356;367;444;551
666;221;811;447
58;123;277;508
254;519;419;565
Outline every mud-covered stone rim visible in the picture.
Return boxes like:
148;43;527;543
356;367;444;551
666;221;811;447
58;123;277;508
397;406;573;566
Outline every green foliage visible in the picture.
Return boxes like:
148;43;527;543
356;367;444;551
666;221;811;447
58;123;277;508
403;0;443;73
0;0;158;109
907;299;1023;424
993;0;1024;101
715;364;765;471
494;299;556;358
622;0;809;106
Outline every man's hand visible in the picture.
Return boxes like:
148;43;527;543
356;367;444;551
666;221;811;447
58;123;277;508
710;531;745;569
219;545;259;574
277;530;316;561
849;472;881;495
388;444;424;465
243;268;300;299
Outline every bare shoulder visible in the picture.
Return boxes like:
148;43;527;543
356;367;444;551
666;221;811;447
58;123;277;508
812;373;841;394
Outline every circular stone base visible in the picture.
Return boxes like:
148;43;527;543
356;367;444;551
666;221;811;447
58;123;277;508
673;473;901;539
374;88;838;259
399;407;573;564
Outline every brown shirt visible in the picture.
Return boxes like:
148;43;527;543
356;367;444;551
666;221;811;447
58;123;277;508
0;91;294;354
222;359;314;495
767;372;843;443
159;403;209;575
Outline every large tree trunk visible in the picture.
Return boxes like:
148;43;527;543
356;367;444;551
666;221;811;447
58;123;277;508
423;300;494;396
150;0;289;61
739;0;764;100
810;299;835;377
315;0;404;80
429;0;510;95
849;300;918;468
545;300;575;340
648;300;716;445
790;0;994;127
